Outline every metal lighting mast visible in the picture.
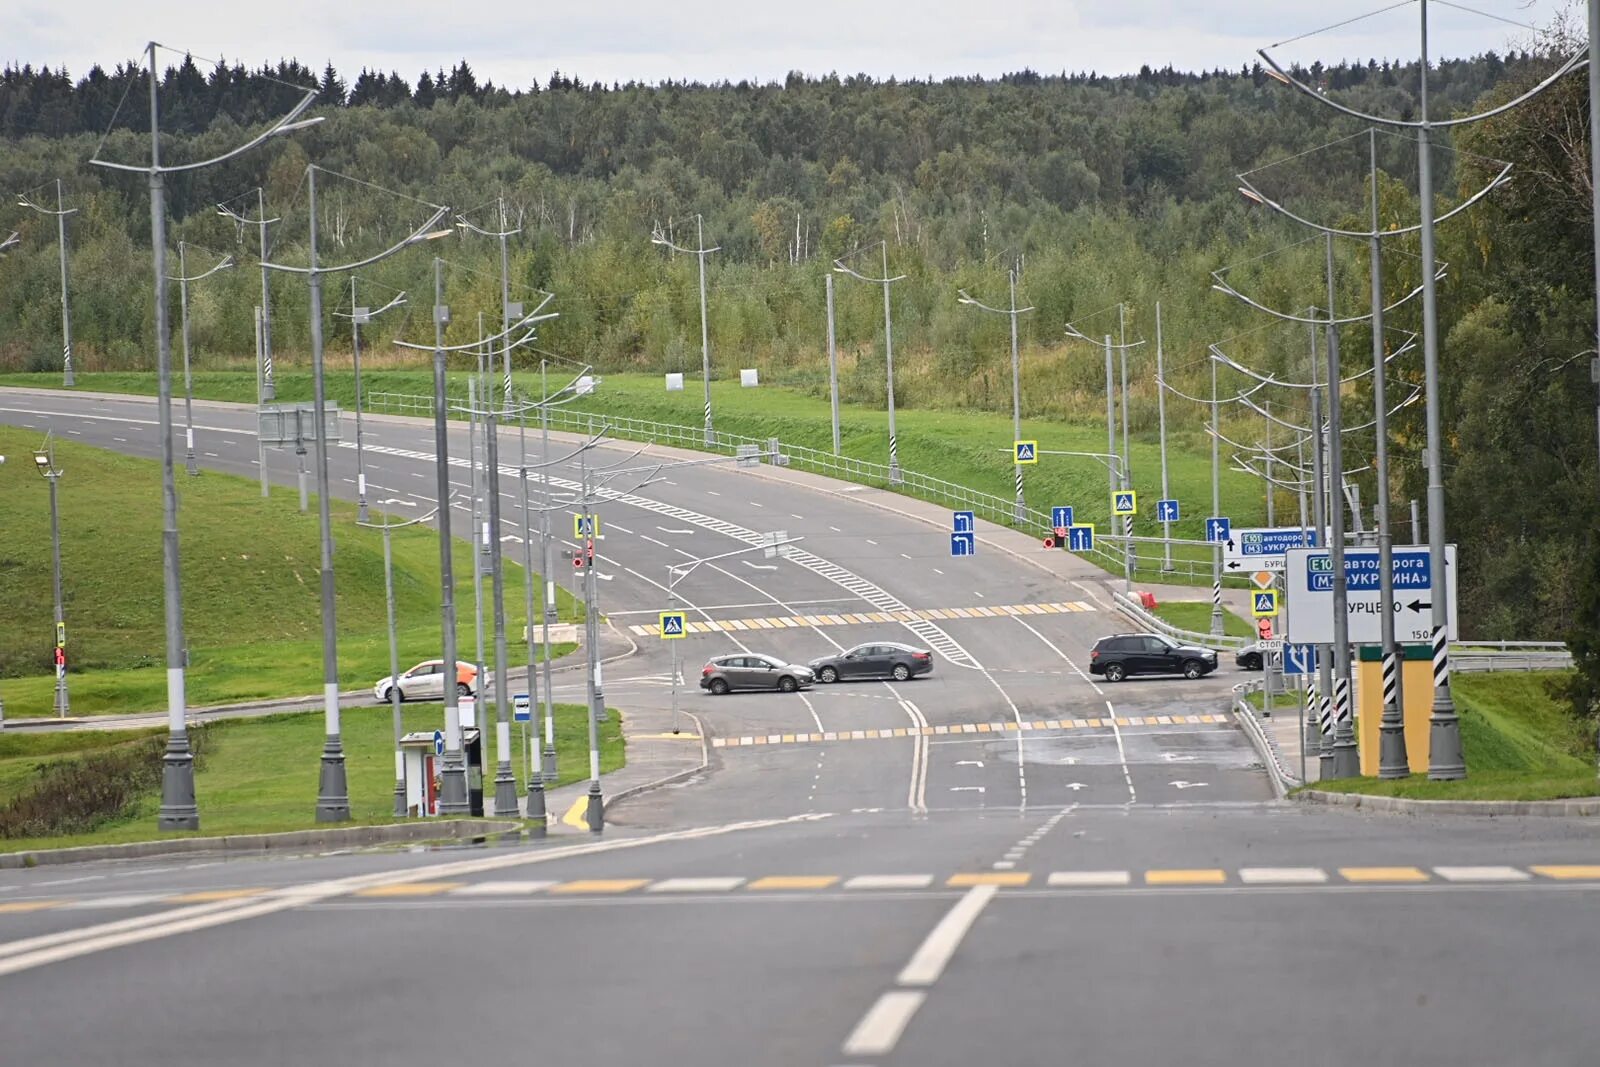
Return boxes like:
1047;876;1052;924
15;180;76;386
958;267;1035;522
89;41;321;830
834;242;907;484
216;188;281;401
169;241;234;476
652;215;721;447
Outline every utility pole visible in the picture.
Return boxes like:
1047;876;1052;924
1372;129;1408;779
651;215;720;446
1325;235;1358;779
833;243;906;484
826;274;841;455
539;361;558;782
31;439;69;716
14;179;76;386
957;268;1034;522
1210;353;1224;638
433;258;469;814
1156;302;1173;570
518;393;548;828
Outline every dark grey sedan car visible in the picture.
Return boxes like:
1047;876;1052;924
699;653;815;695
808;642;934;683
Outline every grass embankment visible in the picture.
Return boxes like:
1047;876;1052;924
1299;672;1598;802
0;701;624;852
1;368;1270;586
0;426;579;717
1153;601;1255;639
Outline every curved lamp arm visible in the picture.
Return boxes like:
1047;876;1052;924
1235;161;1513;239
956;289;1034;316
168;252;235;283
1210;263;1442;326
263;205;453;276
1209;333;1418;388
92;93;322;174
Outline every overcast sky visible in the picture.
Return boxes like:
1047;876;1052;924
2;1;1575;89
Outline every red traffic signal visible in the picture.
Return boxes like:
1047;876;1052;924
573;556;585;569
53;646;65;667
1042;536;1056;550
1257;618;1274;640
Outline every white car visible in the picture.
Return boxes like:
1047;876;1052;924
373;660;478;703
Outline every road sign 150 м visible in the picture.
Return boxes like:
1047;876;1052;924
1284;545;1458;645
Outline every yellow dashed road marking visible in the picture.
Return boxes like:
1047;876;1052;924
948;872;1031;887
548;879;649;894
0;901;63;913
1531;865;1600;880
165;888;269;904
747;876;840;890
1339;867;1430;883
1144;869;1227;885
356;882;466;897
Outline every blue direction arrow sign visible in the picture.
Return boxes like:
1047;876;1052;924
1282;643;1317;677
1067;524;1095;552
1014;440;1038;465
1156;499;1180;523
1112;490;1137;516
1051;505;1074;529
950;532;976;557
659;611;687;639
952;510;975;534
432;729;445;756
1206;516;1232;544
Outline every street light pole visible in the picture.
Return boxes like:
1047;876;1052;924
433;257;470;814
518;396;548;828
581;449;605;831
651;216;720;446
483;365;519;816
1156;302;1173;571
1210;354;1224;638
957;269;1034;522
539;360;558;783
826;273;841;455
33;441;68;716
833;243;906;484
15;179;76;386
171;241;233;478
1325;235;1359;779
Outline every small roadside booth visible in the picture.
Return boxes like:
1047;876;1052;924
399;727;482;817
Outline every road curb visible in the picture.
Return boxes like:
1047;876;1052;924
1295;789;1600;817
605;710;710;811
0;818;525;869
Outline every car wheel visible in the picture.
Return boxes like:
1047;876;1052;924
389;687;405;704
1104;663;1126;682
891;663;911;681
1242;654;1262;671
818;666;838;684
1182;660;1206;680
709;678;730;695
778;675;798;693
457;681;472;697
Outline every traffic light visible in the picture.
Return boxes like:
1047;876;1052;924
573;556;584;569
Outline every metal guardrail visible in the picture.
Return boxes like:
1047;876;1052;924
1453;651;1574;673
1110;590;1249;651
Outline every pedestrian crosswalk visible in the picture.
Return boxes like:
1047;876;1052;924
5;863;1594;917
625;600;1095;637
711;714;1231;749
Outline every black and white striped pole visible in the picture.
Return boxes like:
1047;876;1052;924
835;242;905;484
957;267;1034;522
14;179;76;386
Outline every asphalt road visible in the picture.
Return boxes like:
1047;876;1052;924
3;387;1596;1066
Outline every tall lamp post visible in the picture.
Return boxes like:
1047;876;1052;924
89;41;322;831
834;242;906;484
32;438;69;716
170;241;234;476
340;279;407;522
651;215;721;447
216;187;280;401
958;268;1035;522
1257;7;1579;779
264;164;450;822
359;497;444;816
15;180;76;386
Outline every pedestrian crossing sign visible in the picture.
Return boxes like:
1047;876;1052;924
574;513;601;538
1112;490;1137;516
1014;440;1038;465
1251;591;1280;618
659;611;687;639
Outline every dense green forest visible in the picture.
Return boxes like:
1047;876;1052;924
0;42;1597;714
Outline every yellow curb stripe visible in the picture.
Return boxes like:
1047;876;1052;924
1530;865;1600;880
355;882;466;897
1338;867;1430;883
948;872;1031;887
1144;869;1227;885
548;879;649;895
561;794;589;829
747;876;840;890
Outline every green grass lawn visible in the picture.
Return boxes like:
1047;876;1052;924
1152;601;1255;639
0;425;581;717
1301;671;1598;801
0;700;624;852
3;368;1271;586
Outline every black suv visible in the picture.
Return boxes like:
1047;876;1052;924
1089;633;1219;682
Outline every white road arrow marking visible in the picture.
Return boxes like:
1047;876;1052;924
1169;781;1209;789
657;526;693;534
742;560;778;571
955;760;984;768
950;786;986;793
1064;782;1088;790
1162;753;1197;762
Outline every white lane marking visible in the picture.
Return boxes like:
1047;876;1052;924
900;553;912;560
749;501;763;508
842;991;926;1057
642;535;669;548
790;513;804;520
412;471;426;478
203;451;218;457
0;814;828;977
1238;868;1329;885
62;895;167;909
1007;615;1125;803
112;436;128;443
707;490;721;496
447;881;557;895
609;523;633;534
865;538;878;545
658;526;693;535
646;877;747;893
1047;871;1132;887
31;875;106;888
933;568;943;575
897;884;998;986
898;697;931;813
829;526;842;532
0;407;244;435
67;429;83;435
1433;866;1531;883
950;785;985;794
742;560;778;571
843;875;935;890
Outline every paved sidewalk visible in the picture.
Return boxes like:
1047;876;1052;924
537;698;707;834
1258;694;1322;785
